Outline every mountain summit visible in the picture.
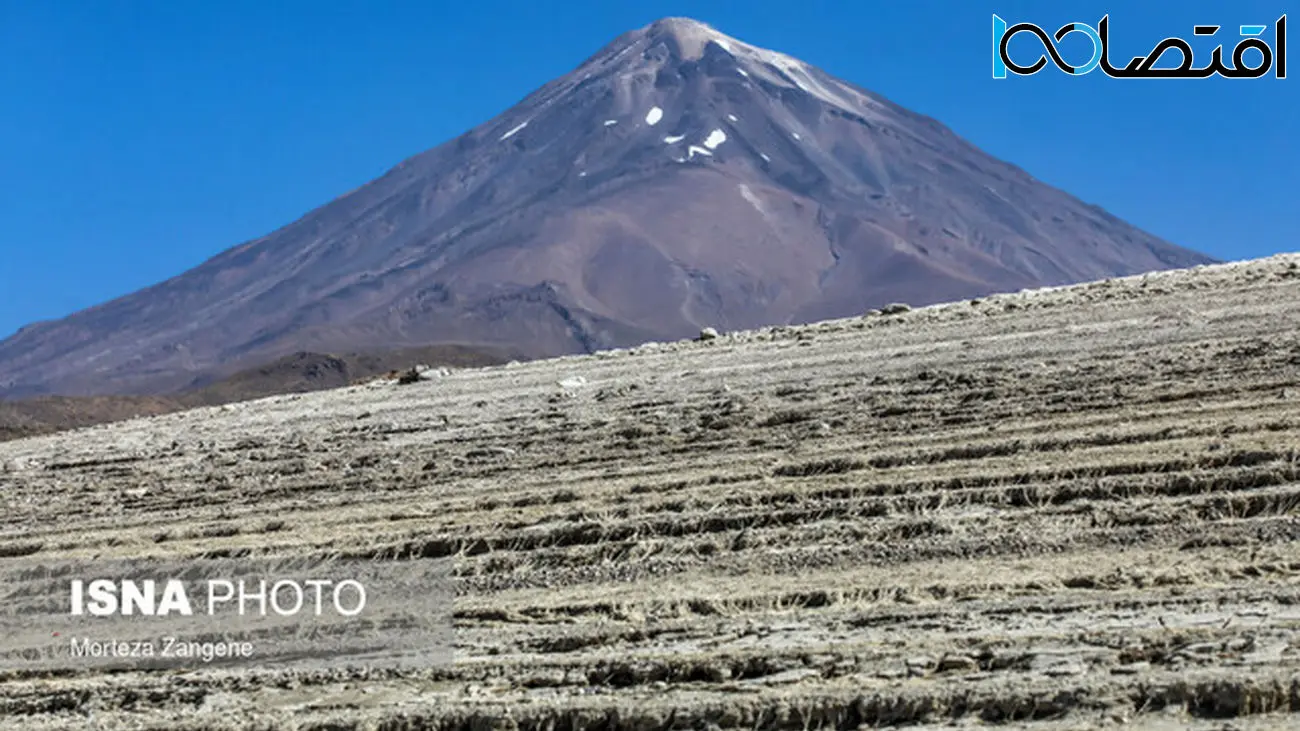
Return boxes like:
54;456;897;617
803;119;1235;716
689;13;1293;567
0;17;1213;397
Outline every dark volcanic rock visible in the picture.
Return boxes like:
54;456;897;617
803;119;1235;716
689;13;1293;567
0;17;1214;396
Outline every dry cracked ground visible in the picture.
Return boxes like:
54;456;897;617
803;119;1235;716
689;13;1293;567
1;254;1299;730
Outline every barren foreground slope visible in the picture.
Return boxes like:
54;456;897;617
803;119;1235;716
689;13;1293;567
1;255;1299;730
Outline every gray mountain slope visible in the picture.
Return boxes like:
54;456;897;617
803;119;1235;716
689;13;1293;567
0;17;1214;396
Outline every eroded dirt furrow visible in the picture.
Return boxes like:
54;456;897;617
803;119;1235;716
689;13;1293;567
2;256;1300;729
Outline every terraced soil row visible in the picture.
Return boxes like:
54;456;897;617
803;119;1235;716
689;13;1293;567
1;255;1298;729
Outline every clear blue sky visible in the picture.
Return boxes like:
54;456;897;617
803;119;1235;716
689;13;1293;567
1;0;1295;339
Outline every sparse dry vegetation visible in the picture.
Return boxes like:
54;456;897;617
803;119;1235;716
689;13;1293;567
1;255;1299;729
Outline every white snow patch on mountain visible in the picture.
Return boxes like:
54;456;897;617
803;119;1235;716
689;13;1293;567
687;145;713;159
775;60;859;111
687;30;879;119
645;107;664;125
727;114;738;122
500;121;528;141
603;43;635;68
791;132;801;140
645;19;880;120
603;119;618;126
663;135;685;144
760;153;771;162
738;184;766;216
703;129;727;150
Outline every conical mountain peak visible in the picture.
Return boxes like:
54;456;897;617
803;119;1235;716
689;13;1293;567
0;18;1215;397
639;17;734;60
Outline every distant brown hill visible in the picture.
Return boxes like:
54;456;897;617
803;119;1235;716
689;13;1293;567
0;344;504;442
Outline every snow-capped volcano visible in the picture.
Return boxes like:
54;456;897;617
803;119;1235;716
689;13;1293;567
0;17;1214;397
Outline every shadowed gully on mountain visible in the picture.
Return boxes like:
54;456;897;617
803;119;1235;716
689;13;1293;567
0;17;1215;397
